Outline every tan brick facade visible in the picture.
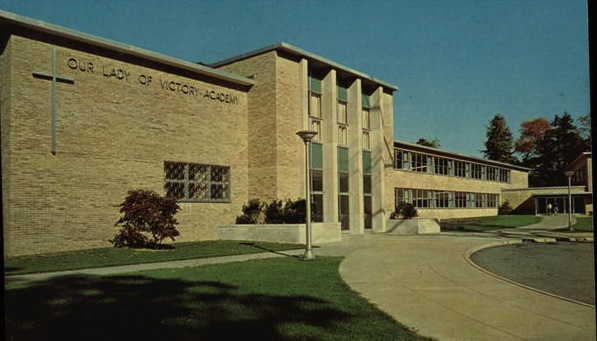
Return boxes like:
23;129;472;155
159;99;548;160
2;33;251;256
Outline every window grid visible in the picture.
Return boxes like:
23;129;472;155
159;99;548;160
164;162;230;203
394;149;511;183
395;188;499;209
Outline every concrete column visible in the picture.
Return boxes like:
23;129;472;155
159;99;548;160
297;58;310;198
370;86;385;232
322;70;338;223
347;79;364;234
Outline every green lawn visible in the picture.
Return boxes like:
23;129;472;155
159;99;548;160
571;216;594;232
5;256;434;341
440;215;542;232
4;240;304;275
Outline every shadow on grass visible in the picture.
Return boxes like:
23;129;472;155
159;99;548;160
5;274;352;340
238;242;304;258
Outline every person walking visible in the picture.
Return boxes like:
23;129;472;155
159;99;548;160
547;203;552;215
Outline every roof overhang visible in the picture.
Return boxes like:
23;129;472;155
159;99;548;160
394;140;532;172
209;42;398;92
0;10;254;87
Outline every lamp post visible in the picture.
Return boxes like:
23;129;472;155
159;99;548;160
565;171;574;231
296;130;318;260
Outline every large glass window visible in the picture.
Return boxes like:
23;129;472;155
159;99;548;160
338;146;350;230
363;150;372;229
310;142;324;222
164;162;230;202
309;74;323;142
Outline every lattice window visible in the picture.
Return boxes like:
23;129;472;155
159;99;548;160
164;162;230;202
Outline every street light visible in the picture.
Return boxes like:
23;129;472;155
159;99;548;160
565;171;574;231
296;130;318;260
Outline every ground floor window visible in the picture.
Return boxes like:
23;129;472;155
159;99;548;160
395;188;498;210
164;162;230;202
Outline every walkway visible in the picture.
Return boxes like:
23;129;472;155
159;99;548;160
317;233;595;341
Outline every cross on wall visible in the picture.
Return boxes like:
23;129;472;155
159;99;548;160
32;47;74;155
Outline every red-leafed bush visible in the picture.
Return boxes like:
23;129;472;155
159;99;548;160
111;190;181;249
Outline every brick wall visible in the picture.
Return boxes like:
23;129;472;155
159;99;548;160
3;35;250;257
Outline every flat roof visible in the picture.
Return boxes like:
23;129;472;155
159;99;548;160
209;42;399;92
394;140;531;171
0;10;254;87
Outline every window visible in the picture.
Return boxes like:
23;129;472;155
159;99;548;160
164;162;230;202
411;153;428;172
362;131;371;150
435;191;450;208
454;161;466;178
338;126;348;146
311;143;324;222
434;157;449;175
499;169;511;183
413;189;431;208
362;108;371;130
338;146;350;230
486;166;497;181
310;93;322;141
310;93;322;119
455;192;467;208
471;164;482;179
337;101;348;124
338;100;348;146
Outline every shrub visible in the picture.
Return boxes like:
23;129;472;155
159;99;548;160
111;189;180;249
263;199;285;224
281;198;307;223
235;198;265;224
498;201;513;215
393;201;418;219
236;198;307;224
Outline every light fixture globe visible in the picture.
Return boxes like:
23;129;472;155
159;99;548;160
296;130;318;142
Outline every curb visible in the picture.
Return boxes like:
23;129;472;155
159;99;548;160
463;238;596;309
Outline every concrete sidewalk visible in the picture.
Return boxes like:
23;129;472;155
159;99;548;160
317;233;595;341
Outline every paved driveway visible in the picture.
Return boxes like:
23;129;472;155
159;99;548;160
471;242;594;305
317;233;596;341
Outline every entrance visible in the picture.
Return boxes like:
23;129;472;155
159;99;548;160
535;196;583;215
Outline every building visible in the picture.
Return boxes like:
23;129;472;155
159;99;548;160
502;152;593;215
2;11;529;257
388;141;529;220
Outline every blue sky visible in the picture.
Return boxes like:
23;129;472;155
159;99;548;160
1;0;590;157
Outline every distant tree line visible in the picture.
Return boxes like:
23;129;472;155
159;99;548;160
482;112;591;187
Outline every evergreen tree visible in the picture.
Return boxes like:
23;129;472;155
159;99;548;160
577;113;592;151
533;112;586;186
483;114;516;164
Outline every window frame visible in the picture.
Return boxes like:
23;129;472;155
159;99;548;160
164;161;231;203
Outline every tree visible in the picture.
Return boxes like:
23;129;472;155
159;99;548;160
112;189;181;249
577;113;592;150
514;117;551;165
482;114;516;164
415;138;440;148
533;112;586;186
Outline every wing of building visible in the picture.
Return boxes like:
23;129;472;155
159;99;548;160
3;11;587;257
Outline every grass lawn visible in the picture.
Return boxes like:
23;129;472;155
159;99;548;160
571;216;594;232
4;240;304;275
440;215;542;232
5;256;434;341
